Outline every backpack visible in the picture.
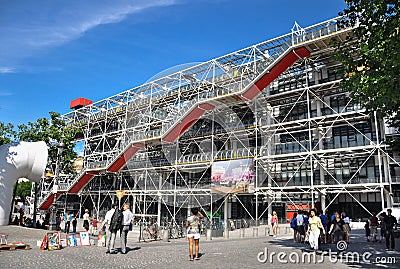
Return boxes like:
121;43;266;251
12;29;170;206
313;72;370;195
290;217;297;229
109;209;123;232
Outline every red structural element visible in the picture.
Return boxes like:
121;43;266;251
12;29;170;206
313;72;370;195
53;46;310;199
70;97;93;110
239;47;310;100
38;192;64;210
162;103;215;143
107;142;146;172
68;171;99;194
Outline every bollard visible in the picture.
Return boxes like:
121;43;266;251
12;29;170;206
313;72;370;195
206;229;212;241
240;228;245;238
265;227;270;236
163;229;170;242
223;229;229;239
253;227;258;237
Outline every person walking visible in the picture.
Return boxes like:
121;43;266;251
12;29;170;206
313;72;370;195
120;203;133;254
83;209;90;231
271;211;278;237
91;217;98;236
319;210;328;244
64;212;71;234
307;209;325;251
296;210;305;243
370;214;379;242
186;208;204;261
328;212;345;244
342;212;351;243
379;212;386;243
72;214;77;233
290;213;298;242
365;220;371;242
99;204;119;254
383;208;397;251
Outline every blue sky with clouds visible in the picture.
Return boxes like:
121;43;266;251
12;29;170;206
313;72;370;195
0;0;346;126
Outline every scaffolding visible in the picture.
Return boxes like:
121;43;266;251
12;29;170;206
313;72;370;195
37;17;400;226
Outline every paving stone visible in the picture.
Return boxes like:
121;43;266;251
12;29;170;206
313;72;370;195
0;225;398;269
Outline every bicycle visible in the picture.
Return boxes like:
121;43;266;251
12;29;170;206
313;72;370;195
141;223;162;242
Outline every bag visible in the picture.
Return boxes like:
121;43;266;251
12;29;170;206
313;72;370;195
109;209;123;232
290;218;297;229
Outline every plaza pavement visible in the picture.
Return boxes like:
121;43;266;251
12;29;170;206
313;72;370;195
0;224;399;269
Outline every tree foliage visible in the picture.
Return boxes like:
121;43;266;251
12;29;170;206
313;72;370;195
14;181;32;201
0;112;82;175
16;112;82;175
334;1;400;139
0;122;16;146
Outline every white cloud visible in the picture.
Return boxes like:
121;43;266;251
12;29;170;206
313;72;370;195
0;67;16;74
0;92;12;96
0;0;178;71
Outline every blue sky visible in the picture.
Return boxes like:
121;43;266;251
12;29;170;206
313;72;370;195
0;0;346;127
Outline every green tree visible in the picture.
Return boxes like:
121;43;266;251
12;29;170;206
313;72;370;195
0;122;16;146
14;181;32;201
17;112;82;175
333;0;399;147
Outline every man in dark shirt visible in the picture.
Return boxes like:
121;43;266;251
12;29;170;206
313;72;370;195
383;209;397;251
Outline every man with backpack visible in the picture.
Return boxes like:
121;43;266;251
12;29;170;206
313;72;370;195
100;203;122;254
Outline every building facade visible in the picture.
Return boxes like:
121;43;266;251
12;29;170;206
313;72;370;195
38;17;400;227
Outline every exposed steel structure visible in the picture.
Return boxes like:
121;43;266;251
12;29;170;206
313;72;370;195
37;17;400;226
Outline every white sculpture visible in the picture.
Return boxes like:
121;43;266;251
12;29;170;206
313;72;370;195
0;141;48;225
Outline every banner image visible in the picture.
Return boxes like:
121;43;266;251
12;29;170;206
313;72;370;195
211;159;254;194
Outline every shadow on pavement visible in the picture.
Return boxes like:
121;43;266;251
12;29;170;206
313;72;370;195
268;229;399;268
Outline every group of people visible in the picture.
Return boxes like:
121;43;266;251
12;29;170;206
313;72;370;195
99;203;205;259
290;209;351;252
62;212;78;233
100;202;133;254
365;208;398;251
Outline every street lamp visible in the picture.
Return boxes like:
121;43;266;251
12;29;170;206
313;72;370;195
49;138;65;231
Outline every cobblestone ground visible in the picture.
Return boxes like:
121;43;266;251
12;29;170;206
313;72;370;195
0;226;398;269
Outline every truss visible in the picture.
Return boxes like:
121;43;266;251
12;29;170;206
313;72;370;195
36;17;400;225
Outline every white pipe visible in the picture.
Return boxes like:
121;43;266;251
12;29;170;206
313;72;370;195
0;141;48;225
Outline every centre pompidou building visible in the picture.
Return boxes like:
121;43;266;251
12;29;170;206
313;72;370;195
38;17;400;227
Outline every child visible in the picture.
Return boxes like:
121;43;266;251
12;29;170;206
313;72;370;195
91;218;98;236
364;220;370;242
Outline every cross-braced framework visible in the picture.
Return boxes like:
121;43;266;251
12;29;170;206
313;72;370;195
37;17;400;227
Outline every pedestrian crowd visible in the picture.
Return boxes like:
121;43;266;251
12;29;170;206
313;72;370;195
365;208;398;251
290;208;398;252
